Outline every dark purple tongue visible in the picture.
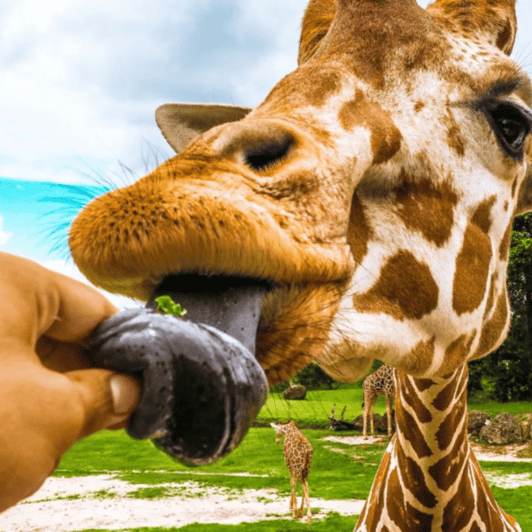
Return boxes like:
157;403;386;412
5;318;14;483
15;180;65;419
90;276;269;465
149;276;266;354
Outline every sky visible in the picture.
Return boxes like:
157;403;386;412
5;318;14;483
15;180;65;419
1;0;532;306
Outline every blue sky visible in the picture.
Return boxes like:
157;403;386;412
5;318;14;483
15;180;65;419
1;0;532;306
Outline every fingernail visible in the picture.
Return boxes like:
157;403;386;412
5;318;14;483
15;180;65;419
109;374;140;414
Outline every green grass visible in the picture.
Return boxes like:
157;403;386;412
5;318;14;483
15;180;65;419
467;391;532;417
492;486;532;530
73;511;359;532
256;387;532;427
56;428;381;500
256;388;367;428
52;387;531;531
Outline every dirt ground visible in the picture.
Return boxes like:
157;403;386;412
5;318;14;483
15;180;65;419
0;475;365;531
0;436;529;532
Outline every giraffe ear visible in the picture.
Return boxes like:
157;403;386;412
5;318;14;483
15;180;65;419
155;103;252;154
426;0;517;55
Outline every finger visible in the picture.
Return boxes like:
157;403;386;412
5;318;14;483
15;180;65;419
65;369;142;439
37;336;94;372
43;273;119;344
0;252;118;351
0;362;140;512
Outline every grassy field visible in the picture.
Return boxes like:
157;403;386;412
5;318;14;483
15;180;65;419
256;386;532;428
57;428;383;501
48;388;532;532
75;512;360;532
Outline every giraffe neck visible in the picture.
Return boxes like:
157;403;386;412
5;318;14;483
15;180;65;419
355;365;521;532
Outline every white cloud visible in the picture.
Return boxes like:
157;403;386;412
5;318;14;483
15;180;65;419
1;0;532;186
0;216;13;246
0;0;310;184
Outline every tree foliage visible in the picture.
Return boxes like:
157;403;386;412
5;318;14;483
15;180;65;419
483;213;532;401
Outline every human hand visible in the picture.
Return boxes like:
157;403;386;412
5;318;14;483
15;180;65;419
0;252;141;512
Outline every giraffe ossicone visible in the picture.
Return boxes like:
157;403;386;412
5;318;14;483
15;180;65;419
69;0;531;530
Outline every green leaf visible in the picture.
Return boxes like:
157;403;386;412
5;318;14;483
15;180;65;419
154;295;187;317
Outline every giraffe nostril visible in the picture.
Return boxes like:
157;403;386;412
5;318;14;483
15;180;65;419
244;133;294;172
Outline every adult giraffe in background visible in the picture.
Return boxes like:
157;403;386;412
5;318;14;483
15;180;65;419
69;0;532;530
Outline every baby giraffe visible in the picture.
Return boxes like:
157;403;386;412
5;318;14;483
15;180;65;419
271;420;313;524
362;364;396;439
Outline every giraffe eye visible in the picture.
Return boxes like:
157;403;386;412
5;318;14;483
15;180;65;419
244;135;294;171
483;100;532;159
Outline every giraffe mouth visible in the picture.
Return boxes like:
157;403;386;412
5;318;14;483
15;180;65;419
90;275;270;465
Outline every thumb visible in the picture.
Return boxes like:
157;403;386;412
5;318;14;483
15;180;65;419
65;369;142;439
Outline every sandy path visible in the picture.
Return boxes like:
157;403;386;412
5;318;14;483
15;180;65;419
1;436;529;531
0;475;365;532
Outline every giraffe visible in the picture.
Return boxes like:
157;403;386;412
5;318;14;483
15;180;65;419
271;420;313;524
362;364;396;439
68;0;532;530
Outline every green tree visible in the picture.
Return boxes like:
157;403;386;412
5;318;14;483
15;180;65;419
487;213;532;401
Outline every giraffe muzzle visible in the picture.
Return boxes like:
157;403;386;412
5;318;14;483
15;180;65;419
90;275;269;465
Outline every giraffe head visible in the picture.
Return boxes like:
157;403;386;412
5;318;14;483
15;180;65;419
70;0;532;382
271;421;296;443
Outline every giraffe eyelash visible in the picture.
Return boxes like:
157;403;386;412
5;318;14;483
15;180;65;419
480;99;532;160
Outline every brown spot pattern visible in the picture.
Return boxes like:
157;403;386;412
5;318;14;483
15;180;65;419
348;193;373;264
414;100;425;112
353;250;439;321
484;274;497;319
439;332;476;375
512;176;519;198
471;195;496;233
432;372;461;411
445;108;465;156
473;455;508;530
499;221;513;261
396;396;432;459
401;375;433;424
428;428;468;491
396;444;437;509
414;378;438;393
441;463;475;532
339;89;402;164
452;222;493;315
387;468;433;531
435;391;466;451
403;337;436;375
473;291;509;359
395;177;458;247
359;450;391;530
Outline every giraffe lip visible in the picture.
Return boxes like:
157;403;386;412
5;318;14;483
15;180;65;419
90;275;269;465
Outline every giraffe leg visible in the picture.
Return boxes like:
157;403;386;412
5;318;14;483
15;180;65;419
363;394;369;439
297;480;305;518
386;393;393;437
369;402;375;437
290;474;297;518
302;478;312;524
